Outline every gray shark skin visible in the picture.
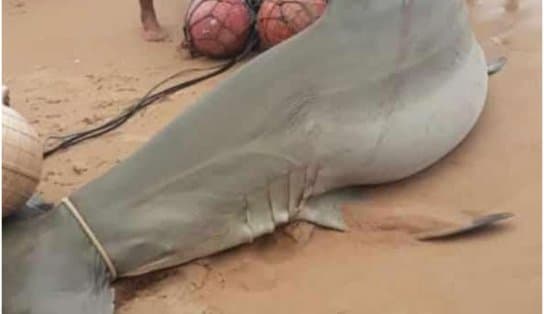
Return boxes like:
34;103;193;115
3;202;114;314
3;0;508;313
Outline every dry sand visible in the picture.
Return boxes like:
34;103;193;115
3;0;541;313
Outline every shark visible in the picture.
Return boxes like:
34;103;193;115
3;0;511;313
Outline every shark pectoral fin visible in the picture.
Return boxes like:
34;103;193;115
346;201;514;241
415;212;514;240
295;187;366;231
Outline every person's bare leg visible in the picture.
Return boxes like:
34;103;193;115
139;0;168;41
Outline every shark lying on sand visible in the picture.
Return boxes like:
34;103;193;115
3;0;512;313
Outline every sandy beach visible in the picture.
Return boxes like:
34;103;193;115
3;0;541;313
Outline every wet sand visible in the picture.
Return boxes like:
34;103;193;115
3;0;541;313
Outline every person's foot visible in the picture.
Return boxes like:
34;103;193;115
141;14;168;42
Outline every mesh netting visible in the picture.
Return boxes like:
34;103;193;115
257;0;327;48
183;0;256;58
246;0;263;10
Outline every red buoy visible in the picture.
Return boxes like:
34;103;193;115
257;0;327;49
184;0;253;59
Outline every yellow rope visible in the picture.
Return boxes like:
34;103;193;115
61;197;118;280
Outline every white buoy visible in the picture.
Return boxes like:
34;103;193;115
2;102;43;217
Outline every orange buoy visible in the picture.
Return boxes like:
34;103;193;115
183;0;253;58
257;0;327;49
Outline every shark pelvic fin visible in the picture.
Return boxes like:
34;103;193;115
295;187;366;231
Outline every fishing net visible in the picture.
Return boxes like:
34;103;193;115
183;0;255;58
257;0;327;48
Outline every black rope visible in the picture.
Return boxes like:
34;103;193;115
44;30;259;159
